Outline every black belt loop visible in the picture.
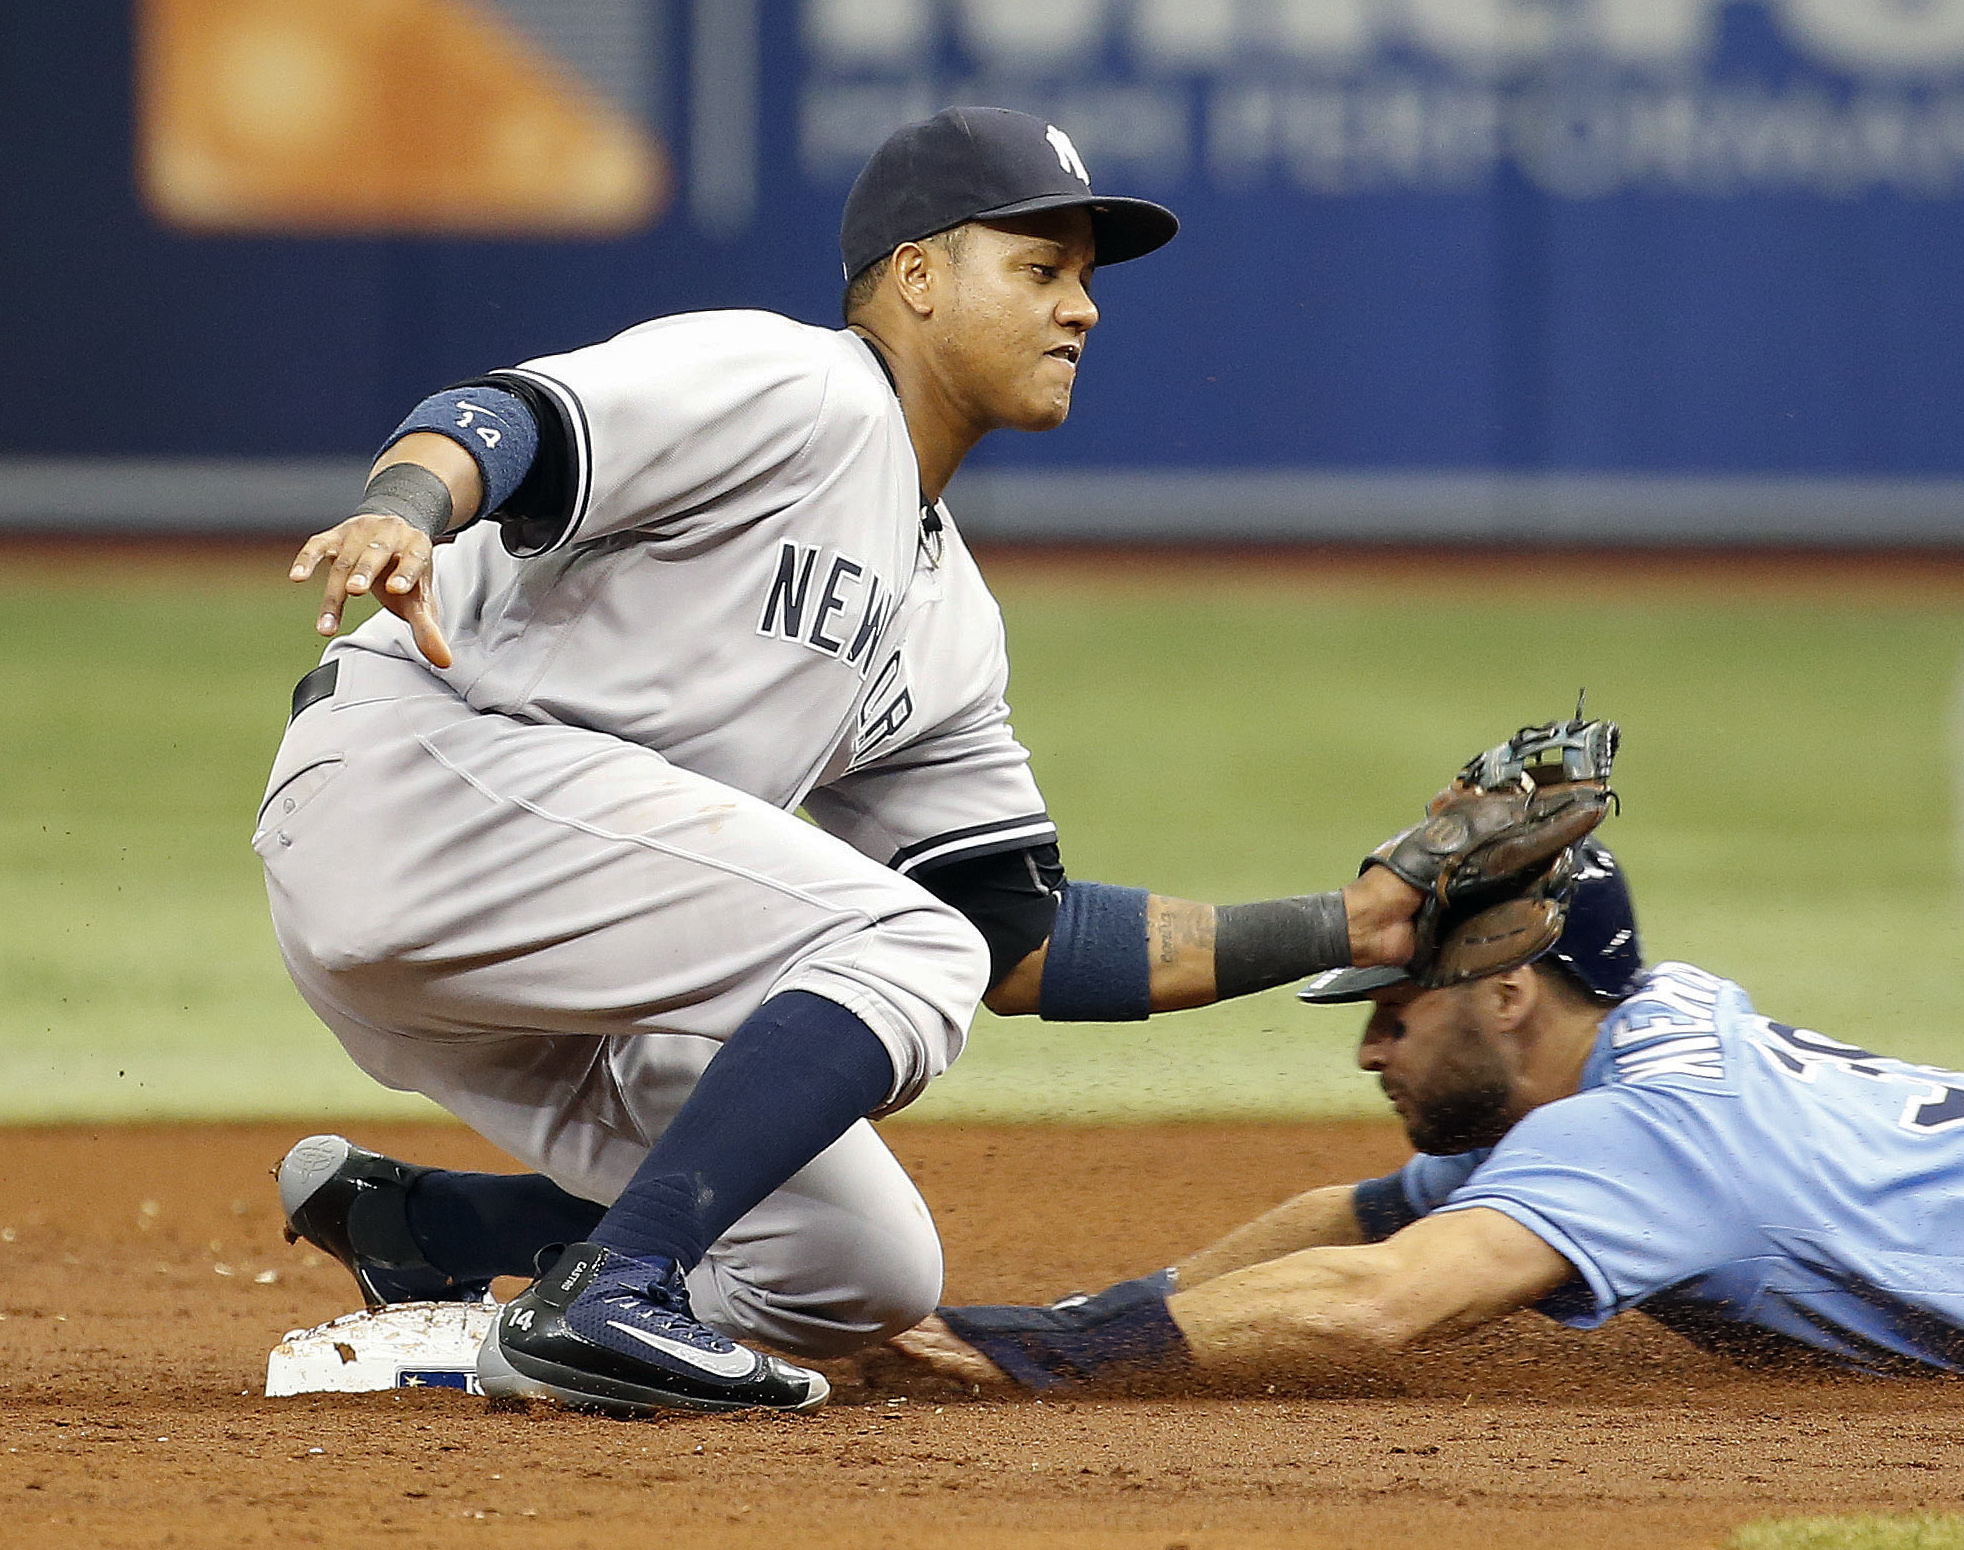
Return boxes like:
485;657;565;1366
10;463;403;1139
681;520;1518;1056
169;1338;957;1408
290;660;340;722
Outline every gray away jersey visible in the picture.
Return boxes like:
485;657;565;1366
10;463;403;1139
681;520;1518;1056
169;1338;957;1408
332;308;1055;875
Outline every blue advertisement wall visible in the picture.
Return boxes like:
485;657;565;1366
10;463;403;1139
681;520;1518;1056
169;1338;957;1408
4;0;1964;540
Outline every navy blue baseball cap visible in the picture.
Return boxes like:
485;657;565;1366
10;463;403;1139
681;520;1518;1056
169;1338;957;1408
1298;839;1645;1006
841;106;1179;282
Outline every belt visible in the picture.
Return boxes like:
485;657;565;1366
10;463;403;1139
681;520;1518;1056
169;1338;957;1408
290;660;339;722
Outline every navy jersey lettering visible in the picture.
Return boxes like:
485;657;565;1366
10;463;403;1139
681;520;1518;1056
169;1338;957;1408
759;543;893;668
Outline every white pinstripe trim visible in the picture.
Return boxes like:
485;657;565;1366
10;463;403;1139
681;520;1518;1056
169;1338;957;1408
892;819;1058;877
492;365;592;552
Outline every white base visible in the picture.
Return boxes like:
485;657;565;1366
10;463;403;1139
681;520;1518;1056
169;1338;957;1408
265;1301;500;1397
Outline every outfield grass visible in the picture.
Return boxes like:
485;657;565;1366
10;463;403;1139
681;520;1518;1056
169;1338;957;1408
1731;1516;1964;1550
3;555;1962;1122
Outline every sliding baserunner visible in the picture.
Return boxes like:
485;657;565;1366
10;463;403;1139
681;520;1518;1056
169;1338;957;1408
895;841;1964;1390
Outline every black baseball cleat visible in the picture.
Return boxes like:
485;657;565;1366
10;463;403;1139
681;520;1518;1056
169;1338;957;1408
476;1242;829;1417
277;1134;494;1309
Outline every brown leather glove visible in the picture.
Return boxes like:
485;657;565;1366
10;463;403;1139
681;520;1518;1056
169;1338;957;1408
1367;711;1620;987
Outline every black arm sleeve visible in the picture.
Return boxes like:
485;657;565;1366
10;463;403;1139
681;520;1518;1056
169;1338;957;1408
452;373;581;556
1213;891;1352;999
912;842;1064;991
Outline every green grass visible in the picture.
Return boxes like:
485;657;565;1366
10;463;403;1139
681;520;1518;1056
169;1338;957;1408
0;581;436;1121
4;562;1963;1122
1729;1515;1964;1550
908;582;1964;1120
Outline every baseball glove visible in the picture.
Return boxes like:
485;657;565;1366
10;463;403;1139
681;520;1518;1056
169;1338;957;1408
1369;707;1620;988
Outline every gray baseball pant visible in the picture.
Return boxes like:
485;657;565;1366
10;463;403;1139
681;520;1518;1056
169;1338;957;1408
255;650;991;1357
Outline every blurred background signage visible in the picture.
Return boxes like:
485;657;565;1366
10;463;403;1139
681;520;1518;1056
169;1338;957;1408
3;0;1962;540
799;0;1964;201
136;0;671;235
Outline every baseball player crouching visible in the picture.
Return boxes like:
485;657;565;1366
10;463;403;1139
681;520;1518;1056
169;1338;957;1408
892;837;1964;1391
262;107;1456;1418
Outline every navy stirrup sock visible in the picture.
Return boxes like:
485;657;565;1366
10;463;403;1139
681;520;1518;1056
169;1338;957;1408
402;992;897;1282
404;1171;606;1282
588;990;896;1271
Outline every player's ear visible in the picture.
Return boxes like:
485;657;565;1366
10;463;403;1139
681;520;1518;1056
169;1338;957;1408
1484;967;1540;1033
891;241;937;318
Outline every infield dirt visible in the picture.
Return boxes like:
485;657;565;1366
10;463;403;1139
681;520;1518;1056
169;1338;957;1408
2;1120;1960;1549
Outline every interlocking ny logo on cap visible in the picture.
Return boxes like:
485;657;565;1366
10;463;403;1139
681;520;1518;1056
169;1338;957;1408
839;107;1175;281
1046;125;1090;186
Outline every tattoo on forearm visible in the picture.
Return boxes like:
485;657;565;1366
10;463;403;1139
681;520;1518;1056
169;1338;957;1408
1150;898;1215;968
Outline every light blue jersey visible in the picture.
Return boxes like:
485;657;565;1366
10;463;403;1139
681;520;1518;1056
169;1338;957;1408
1368;961;1964;1371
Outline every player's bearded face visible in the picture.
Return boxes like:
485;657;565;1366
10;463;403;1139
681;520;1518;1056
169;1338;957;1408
933;212;1099;433
1361;987;1518;1155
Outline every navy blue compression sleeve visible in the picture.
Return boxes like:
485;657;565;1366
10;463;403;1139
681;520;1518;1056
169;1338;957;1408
938;1271;1190;1390
1038;881;1152;1021
380;385;540;521
1351;1173;1422;1242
